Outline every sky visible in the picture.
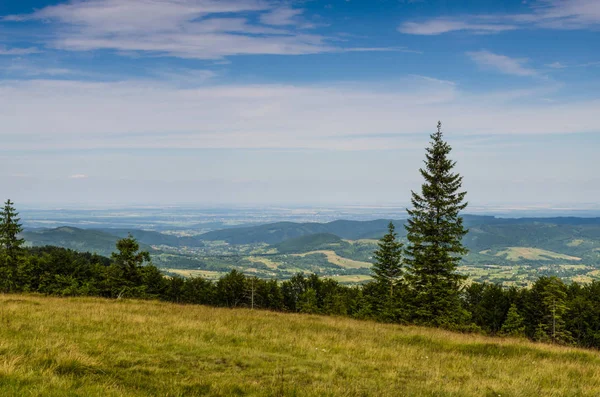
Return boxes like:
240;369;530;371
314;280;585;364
0;0;599;208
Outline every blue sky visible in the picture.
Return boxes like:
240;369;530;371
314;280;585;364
0;0;599;207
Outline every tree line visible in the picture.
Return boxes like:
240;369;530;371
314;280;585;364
2;122;599;349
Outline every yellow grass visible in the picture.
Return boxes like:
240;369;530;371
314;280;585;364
1;294;600;396
247;256;280;269
293;250;371;269
345;239;379;244
162;268;224;279
329;274;373;283
495;247;581;261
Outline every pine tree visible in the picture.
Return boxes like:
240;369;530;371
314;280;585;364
372;222;403;300
534;276;572;344
500;304;526;337
0;199;25;258
404;122;468;326
0;199;25;291
111;234;151;285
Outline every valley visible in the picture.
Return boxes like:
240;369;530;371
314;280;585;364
21;214;600;287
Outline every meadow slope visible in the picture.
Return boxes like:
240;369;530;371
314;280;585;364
0;295;599;396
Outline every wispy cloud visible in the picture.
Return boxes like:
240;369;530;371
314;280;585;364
0;46;42;55
399;0;600;35
544;60;600;69
399;19;517;35
4;0;393;59
546;61;568;69
69;174;88;179
467;51;538;77
259;6;303;26
0;76;596;152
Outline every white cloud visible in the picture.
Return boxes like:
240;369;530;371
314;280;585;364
4;0;385;59
69;174;88;179
546;61;567;69
0;46;42;55
399;0;600;35
467;50;537;77
0;76;597;152
259;7;303;26
399;19;517;35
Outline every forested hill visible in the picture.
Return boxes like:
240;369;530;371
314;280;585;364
22;216;600;267
197;219;402;244
198;215;600;245
22;227;203;257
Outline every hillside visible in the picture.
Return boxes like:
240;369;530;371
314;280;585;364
96;228;205;247
1;294;599;396
21;216;600;285
273;233;343;254
22;227;128;257
198;219;402;244
22;227;204;257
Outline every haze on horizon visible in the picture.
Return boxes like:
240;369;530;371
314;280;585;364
1;0;599;207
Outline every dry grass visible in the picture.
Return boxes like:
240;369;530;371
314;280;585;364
1;294;600;396
293;250;371;269
495;247;581;262
163;269;224;279
329;275;372;283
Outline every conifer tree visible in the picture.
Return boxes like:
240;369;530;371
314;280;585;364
0;199;25;290
111;234;151;285
372;222;403;300
0;199;25;258
500;304;526;337
404;122;468;325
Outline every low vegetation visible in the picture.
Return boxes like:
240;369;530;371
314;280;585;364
1;294;600;396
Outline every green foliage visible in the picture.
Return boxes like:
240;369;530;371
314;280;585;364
371;222;403;297
464;283;510;334
111;234;151;285
500;304;526;337
404;122;468;326
0;199;26;292
274;233;342;254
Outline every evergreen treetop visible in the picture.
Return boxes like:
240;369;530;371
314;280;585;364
371;221;403;299
500;304;526;337
0;199;25;257
404;121;468;325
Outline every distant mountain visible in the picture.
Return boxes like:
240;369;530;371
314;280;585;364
198;219;404;244
274;233;343;254
22;216;600;268
199;215;600;265
22;227;128;257
96;229;204;248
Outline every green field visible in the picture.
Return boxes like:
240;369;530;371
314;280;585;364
1;294;600;396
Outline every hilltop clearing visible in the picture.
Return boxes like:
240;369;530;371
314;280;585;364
1;295;599;396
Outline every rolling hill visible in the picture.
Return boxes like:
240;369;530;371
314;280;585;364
273;233;343;254
22;227;128;257
198;219;403;244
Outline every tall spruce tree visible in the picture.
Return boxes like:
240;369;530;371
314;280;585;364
372;222;403;300
0;199;25;291
404;122;468;325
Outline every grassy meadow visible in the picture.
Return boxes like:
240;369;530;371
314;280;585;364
1;294;599;396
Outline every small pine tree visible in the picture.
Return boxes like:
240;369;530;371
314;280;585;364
404;122;468;326
534;322;550;343
371;221;403;300
500;304;526;337
0;199;25;259
111;234;151;285
0;199;25;291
